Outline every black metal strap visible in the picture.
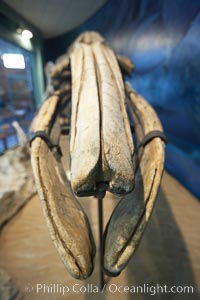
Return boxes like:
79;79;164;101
130;125;135;134
29;131;62;156
139;130;167;147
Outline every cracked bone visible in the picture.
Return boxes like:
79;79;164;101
70;39;134;196
30;91;95;280
103;83;165;276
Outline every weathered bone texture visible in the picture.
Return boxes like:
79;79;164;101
70;43;101;195
0;123;35;228
68;31;105;53
0;146;35;228
12;121;27;147
93;42;134;193
70;35;134;196
117;55;134;75
103;83;165;276
30;91;95;280
51;56;70;80
50;55;71;92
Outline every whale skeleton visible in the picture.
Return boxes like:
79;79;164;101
30;31;165;280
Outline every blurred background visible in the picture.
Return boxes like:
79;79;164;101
0;0;199;199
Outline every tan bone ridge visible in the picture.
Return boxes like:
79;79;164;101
70;33;134;196
30;92;95;280
103;83;165;276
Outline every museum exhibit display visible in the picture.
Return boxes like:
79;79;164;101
0;1;199;300
30;31;166;281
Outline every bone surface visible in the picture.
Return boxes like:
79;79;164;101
70;44;100;196
103;83;165;276
70;35;134;196
117;55;134;74
30;92;95;280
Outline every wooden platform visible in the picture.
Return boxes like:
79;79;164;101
0;171;199;300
